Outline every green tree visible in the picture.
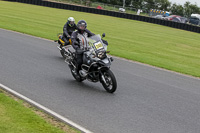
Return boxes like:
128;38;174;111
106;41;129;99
92;0;200;16
144;0;156;10
170;3;183;16
159;0;171;10
184;1;200;17
143;0;170;11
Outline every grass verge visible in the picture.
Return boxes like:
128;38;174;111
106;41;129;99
0;1;200;77
0;89;79;133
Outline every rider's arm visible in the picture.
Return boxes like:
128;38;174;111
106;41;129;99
85;29;95;37
63;23;69;37
71;32;79;50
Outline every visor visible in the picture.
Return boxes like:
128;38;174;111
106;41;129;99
70;21;74;25
79;23;86;30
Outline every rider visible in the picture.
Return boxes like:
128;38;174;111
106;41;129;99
63;17;77;45
71;20;95;73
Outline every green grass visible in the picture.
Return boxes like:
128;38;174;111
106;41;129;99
0;90;78;133
0;1;200;77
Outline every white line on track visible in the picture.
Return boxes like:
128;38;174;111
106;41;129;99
0;83;93;133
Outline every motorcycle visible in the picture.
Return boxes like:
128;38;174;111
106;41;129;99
63;33;117;93
55;33;72;58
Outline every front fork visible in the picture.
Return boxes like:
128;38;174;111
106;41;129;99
99;67;109;84
100;72;107;84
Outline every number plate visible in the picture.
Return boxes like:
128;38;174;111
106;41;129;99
94;41;103;50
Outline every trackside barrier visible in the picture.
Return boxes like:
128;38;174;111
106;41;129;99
3;0;200;33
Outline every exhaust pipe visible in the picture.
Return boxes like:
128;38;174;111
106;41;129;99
57;46;62;51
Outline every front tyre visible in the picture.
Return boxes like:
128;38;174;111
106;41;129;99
101;69;117;93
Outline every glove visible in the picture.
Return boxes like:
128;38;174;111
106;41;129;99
102;39;108;46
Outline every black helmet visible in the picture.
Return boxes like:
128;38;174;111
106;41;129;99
77;20;87;32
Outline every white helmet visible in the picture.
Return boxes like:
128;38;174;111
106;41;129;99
67;17;75;27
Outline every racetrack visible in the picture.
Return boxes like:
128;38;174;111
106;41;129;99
1;28;200;133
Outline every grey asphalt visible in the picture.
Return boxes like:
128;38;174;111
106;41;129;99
1;28;200;133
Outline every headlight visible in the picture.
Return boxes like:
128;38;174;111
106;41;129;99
97;51;106;59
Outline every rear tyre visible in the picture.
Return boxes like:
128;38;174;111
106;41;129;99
101;69;117;93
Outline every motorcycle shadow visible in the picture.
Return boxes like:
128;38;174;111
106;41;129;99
72;80;104;91
55;56;65;60
63;78;109;94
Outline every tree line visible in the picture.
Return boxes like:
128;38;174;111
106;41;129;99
90;0;200;17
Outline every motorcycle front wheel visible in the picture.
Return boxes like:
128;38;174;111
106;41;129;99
101;69;117;93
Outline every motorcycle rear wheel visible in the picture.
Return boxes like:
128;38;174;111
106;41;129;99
101;69;117;93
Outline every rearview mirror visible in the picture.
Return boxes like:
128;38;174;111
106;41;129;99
102;33;105;38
